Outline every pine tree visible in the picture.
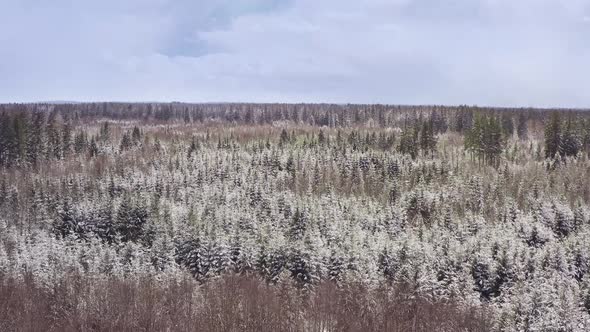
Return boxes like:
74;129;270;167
12;114;29;166
288;246;314;287
132;126;141;143
378;247;396;281
318;129;326;145
0;113;16;167
62;121;72;158
27;112;46;167
116;194;148;243
187;136;199;159
398;125;419;159
544;112;561;159
175;237;209;280
30;182;50;229
120;132;133;152
583;119;590;155
465;115;504;165
482;115;504;166
327;248;345;283
288;208;307;242
553;203;574;237
558;118;580;158
501;114;514;138
100;121;111;141
419;118;437;156
280;128;290;146
54;198;81;239
47;113;62;160
89;137;99;157
465;115;484;161
471;255;494;301
74;131;88;154
517;113;528;140
95;201;116;243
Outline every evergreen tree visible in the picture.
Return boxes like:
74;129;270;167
280;128;290;146
100;121;111;141
0;113;16;167
465;115;504;165
471;255;494;301
74;131;88;154
131;126;141;143
27;112;46;167
398;125;419;159
116;194;148;243
62;121;73;158
517;113;528;140
419;118;437;156
47;113;62;160
327;248;345;283
89;137;99;157
288;208;307;242
465;115;484;161
558;118;580;158
482;115;504;165
120;132;133;152
545;112;561;159
187;136;199;159
318;129;327;146
500;114;514;137
53;198;81;239
583;119;590;154
11;114;29;166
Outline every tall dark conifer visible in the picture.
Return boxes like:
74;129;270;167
559;118;580;158
28;112;46;167
544;112;561;159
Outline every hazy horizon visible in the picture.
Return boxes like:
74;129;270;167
9;100;590;111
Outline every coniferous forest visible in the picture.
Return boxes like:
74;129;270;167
2;102;590;331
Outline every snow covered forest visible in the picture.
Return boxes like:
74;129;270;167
1;103;590;331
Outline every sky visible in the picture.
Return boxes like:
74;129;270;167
1;0;589;107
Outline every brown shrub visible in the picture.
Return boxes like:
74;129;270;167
0;273;491;332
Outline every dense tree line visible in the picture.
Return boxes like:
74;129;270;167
2;102;588;130
2;103;590;330
544;112;590;159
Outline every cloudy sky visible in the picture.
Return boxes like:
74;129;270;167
1;0;589;107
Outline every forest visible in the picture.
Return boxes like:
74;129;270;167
1;102;590;331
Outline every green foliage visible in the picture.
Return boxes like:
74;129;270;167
558;118;581;158
464;114;505;165
398;125;419;159
545;112;562;159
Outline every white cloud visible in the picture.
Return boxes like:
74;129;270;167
1;0;589;107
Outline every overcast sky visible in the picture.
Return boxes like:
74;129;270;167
1;0;589;107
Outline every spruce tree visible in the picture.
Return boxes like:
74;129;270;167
119;132;133;152
288;208;307;242
419;118;436;156
27;112;46;167
517;113;528;140
74;131;88;154
0;113;16;167
558;118;580;158
12;114;28;166
89;137;99;157
62;121;72;158
46;113;62;160
116;194;148;243
131;126;141;143
398;125;419;159
544;112;561;159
